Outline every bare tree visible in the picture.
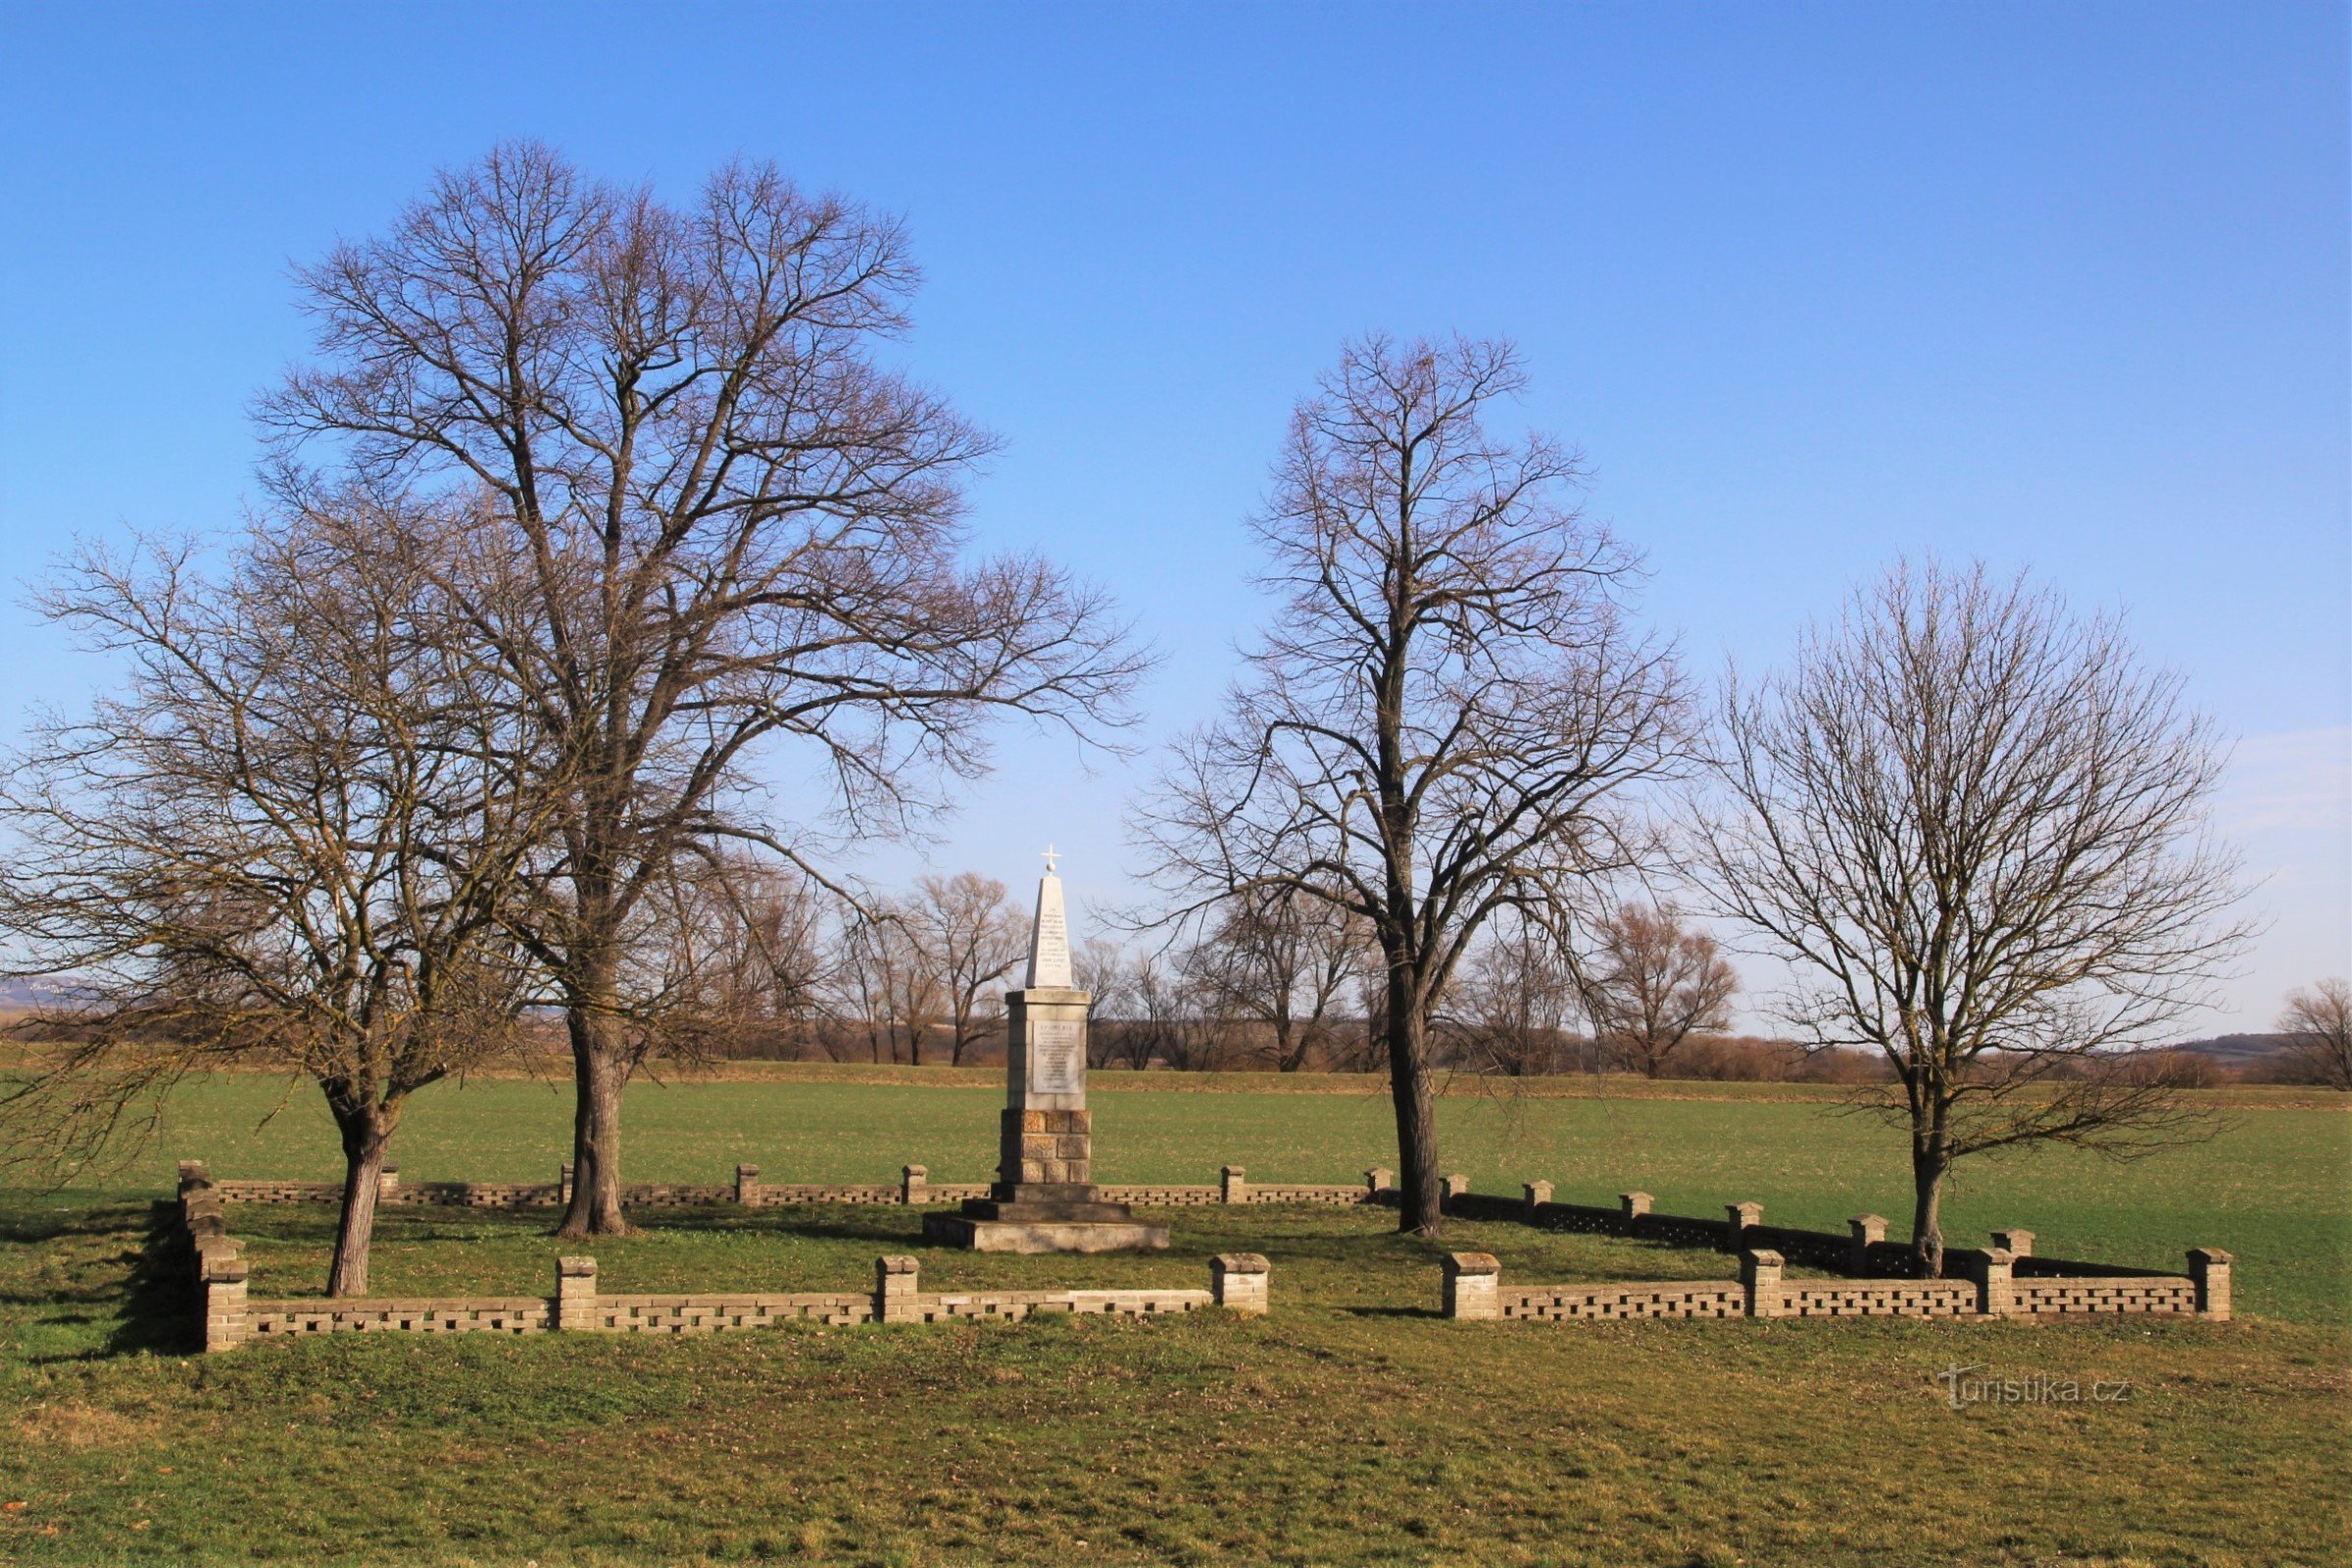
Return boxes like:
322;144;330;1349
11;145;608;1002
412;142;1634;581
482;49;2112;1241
1448;914;1580;1076
833;903;940;1064
2278;979;2352;1091
1188;888;1370;1071
1697;560;2248;1275
1583;905;1737;1078
1137;336;1689;1231
1072;935;1134;1067
630;856;831;1061
910;872;1025;1065
0;498;541;1295
262;143;1142;1233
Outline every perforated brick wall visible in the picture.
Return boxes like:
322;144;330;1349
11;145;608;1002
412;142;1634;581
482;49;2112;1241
1499;1283;1745;1321
1781;1280;1979;1318
249;1299;551;1336
2013;1279;2198;1315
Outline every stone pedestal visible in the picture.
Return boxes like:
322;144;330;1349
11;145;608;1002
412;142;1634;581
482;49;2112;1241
923;864;1168;1254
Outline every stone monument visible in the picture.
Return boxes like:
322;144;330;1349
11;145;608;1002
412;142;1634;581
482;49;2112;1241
922;850;1170;1253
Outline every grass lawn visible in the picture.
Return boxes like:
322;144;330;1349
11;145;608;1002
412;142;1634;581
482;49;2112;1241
0;1071;2345;1566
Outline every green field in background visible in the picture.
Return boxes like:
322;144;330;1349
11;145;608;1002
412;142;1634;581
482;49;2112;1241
37;1070;2352;1325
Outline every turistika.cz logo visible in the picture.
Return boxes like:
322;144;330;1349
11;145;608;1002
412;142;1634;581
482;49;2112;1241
1936;1364;2133;1410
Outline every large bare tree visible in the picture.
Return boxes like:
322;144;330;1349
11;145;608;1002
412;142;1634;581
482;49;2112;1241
1697;560;2247;1275
2278;979;2352;1091
0;497;541;1294
1583;904;1738;1078
263;143;1140;1233
1137;336;1690;1231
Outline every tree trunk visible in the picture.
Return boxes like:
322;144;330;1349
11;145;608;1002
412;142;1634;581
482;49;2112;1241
1909;1144;1947;1279
325;1103;394;1298
1386;967;1442;1235
561;961;634;1237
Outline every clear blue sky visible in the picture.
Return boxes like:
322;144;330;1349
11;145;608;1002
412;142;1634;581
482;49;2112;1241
2;2;2344;1033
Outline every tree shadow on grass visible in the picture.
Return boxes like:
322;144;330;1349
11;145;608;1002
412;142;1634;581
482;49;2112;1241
0;1196;197;1359
107;1200;199;1355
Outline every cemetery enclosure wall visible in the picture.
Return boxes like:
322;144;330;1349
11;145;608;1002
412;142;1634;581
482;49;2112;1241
202;1162;1386;1211
172;1164;1269;1349
1442;1246;2232;1324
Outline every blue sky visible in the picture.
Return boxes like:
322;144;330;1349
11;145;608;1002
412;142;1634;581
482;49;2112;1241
2;2;2344;1032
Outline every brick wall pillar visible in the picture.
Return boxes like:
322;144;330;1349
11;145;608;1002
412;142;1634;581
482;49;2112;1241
1439;1174;1468;1214
1442;1252;1500;1320
559;1163;573;1205
1620;1191;1652;1220
1211;1252;1270;1316
1847;1214;1886;1275
1221;1165;1249;1204
1989;1228;2035;1257
735;1164;761;1206
556;1255;599;1331
1740;1259;1788;1316
1524;1180;1553;1218
1970;1247;2016;1317
1741;1250;1787;1319
1365;1168;1393;1199
201;1253;249;1352
176;1159;210;1191
377;1164;401;1200
2188;1248;2232;1321
901;1164;928;1205
876;1254;922;1324
1724;1201;1763;1253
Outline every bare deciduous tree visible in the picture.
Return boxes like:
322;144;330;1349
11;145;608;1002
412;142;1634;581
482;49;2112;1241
2278;978;2352;1091
911;872;1025;1065
263;143;1141;1233
1448;914;1579;1076
1072;936;1134;1067
627;856;831;1061
1189;888;1370;1070
834;903;940;1065
1697;560;2248;1275
1137;335;1689;1231
1583;905;1737;1078
0;499;541;1295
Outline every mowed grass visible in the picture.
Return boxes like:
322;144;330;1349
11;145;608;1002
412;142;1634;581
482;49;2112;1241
0;1072;2344;1566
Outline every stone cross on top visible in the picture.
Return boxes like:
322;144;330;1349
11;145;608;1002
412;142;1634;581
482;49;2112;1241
1041;843;1059;874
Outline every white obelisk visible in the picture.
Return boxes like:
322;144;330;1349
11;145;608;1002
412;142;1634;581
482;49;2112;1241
1006;846;1085;1109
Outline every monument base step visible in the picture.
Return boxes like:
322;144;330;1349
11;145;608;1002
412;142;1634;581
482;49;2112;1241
959;1197;1137;1224
922;1212;1171;1253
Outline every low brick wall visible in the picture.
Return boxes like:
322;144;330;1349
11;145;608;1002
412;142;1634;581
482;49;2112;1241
212;1253;1263;1348
1443;1245;2231;1325
170;1166;1275;1351
199;1160;1389;1212
1500;1281;1746;1321
251;1298;552;1337
1457;1178;2235;1302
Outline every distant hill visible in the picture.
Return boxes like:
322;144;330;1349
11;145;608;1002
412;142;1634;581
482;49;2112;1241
2173;1032;2299;1067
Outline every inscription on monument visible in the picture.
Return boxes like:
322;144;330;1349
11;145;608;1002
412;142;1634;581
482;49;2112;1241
1028;1017;1084;1096
1031;902;1069;986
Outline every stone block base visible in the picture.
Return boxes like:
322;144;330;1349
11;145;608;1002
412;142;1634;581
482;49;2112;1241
922;1213;1171;1253
1001;1107;1093;1187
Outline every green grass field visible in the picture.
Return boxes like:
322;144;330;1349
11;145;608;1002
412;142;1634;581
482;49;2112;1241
1;1071;2346;1566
